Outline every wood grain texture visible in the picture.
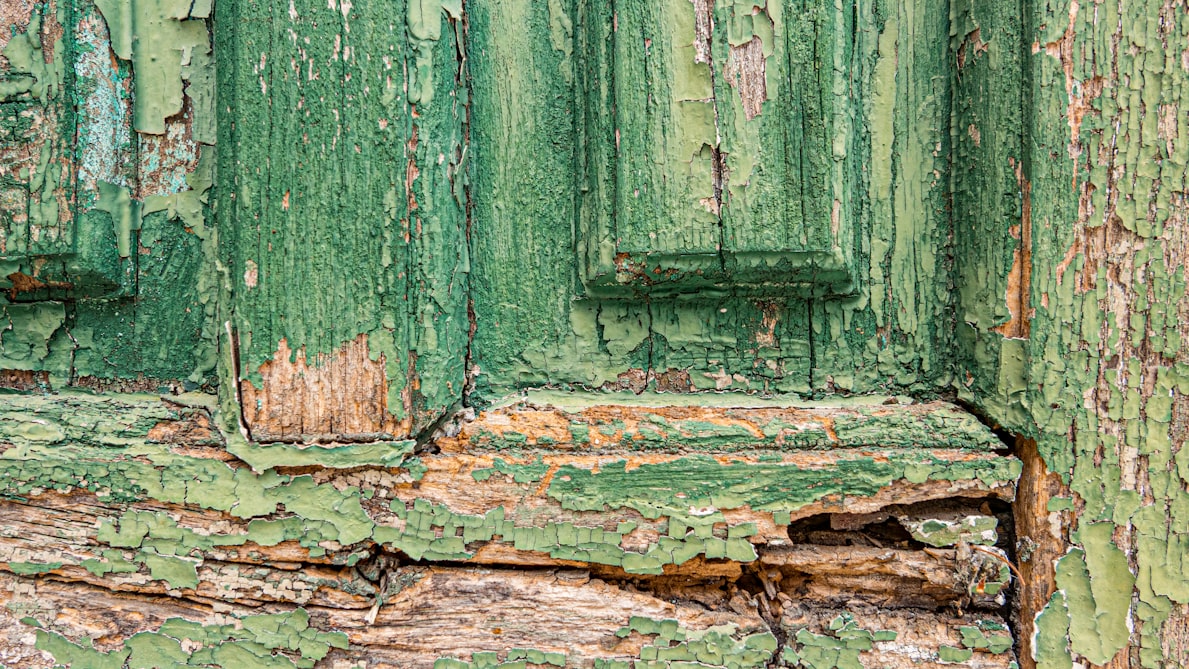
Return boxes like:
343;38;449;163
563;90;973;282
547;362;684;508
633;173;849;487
0;391;1019;666
217;0;468;441
0;569;1018;668
955;0;1189;665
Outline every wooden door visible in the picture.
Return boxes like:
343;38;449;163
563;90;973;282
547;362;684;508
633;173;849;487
3;1;1189;668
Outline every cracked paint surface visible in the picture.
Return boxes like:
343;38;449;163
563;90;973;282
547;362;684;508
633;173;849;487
0;392;1019;666
2;0;1188;666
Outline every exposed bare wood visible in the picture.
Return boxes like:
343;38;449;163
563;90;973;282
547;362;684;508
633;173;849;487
241;335;412;442
0;568;768;669
760;544;1004;609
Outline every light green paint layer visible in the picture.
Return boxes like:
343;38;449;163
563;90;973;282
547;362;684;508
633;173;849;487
0;393;1017;583
34;608;347;669
957;0;1189;665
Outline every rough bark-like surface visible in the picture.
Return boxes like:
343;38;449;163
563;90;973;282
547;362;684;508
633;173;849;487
957;0;1189;667
0;392;1019;667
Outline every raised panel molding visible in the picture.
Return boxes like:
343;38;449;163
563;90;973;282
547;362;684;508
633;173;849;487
0;0;130;301
577;0;856;298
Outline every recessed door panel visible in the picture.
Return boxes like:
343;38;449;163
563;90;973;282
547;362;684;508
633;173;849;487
579;0;855;298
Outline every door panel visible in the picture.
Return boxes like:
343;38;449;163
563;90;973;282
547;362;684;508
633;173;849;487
0;0;128;300
0;0;215;386
579;0;854;298
472;0;951;399
0;1;1041;666
218;0;468;441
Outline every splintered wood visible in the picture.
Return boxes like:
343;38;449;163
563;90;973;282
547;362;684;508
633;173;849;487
0;392;1019;667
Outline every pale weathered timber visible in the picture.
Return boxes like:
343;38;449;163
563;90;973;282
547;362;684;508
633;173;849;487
0;568;1018;669
776;606;1016;669
0;568;770;669
759;544;1008;610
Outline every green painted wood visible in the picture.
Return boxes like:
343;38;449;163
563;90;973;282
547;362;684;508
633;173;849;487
577;0;854;298
469;0;816;397
217;0;468;440
0;0;129;300
0;0;217;389
950;0;1028;425
614;1;720;255
809;0;956;395
472;0;958;400
957;0;1189;665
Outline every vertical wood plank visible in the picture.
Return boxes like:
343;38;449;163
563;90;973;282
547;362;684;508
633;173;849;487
218;0;467;441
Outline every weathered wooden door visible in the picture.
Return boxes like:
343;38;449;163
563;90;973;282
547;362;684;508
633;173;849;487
3;0;1189;668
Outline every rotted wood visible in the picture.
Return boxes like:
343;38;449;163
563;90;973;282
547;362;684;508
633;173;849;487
0;568;1017;668
0;391;1019;666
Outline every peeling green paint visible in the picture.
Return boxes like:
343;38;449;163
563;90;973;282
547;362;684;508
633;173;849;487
230;439;418;472
954;0;1189;663
34;608;348;669
470;0;957;399
436;620;774;669
218;0;469;438
0;3;67;102
5;561;62;575
957;621;1013;655
0;393;1017;585
781;614;886;669
1055;529;1135;665
435;648;566;669
2;0;220;389
471;456;549;484
407;0;463;105
901;514;999;548
616;618;776;668
546;454;1019;525
937;646;974;663
94;0;212;134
